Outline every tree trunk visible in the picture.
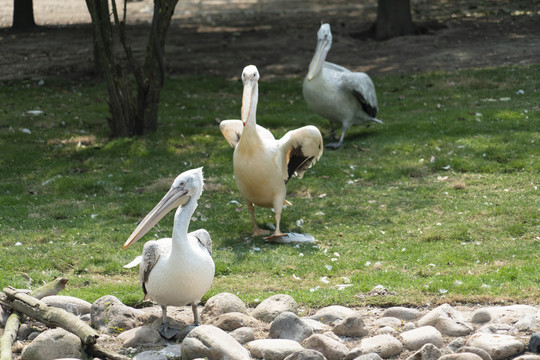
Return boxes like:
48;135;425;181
12;0;36;29
375;0;415;40
85;0;178;137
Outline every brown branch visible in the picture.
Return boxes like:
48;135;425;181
0;277;69;360
29;277;69;300
3;287;98;346
0;313;20;360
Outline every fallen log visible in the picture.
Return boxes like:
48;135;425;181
0;277;70;360
3;287;98;346
0;314;19;360
28;277;69;300
1;280;128;360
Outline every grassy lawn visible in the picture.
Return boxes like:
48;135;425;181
0;65;538;309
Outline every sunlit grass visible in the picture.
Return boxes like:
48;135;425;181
0;65;538;309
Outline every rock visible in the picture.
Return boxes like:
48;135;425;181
355;334;403;358
17;324;33;340
160;344;183;356
11;340;24;354
42;295;92;316
21;328;84;360
284;349;327;360
246;339;304;360
133;344;183;359
213;311;261;331
252;294;298;323
181;325;251;360
477;323;518;336
418;304;473;336
467;333;526;360
351;354;384;360
483;305;538;324
377;326;398;335
230;327;255;344
447;338;466;352
303;334;348;360
133;352;167;360
201;292;247;322
91;295;144;333
471;309;491;324
374;316;402;328
0;306;9;327
514;356;540;360
515;314;536;331
302;318;332;333
456;347;493;360
439;354;483;360
306;305;358;324
117;326;162;348
529;332;540;353
404;322;416;331
269;311;313;342
383;307;422;321
405;343;441;360
400;326;443;351
332;315;368;338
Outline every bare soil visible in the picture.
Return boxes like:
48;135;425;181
0;0;539;81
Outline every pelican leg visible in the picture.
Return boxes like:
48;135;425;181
328;121;336;140
158;305;181;339
325;127;346;149
247;202;270;236
191;303;201;325
265;209;287;240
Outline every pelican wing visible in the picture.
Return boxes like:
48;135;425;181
189;229;212;256
220;119;275;148
124;255;142;268
279;125;323;182
341;72;379;118
139;240;164;299
324;61;350;74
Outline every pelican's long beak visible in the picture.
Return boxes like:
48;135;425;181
307;38;330;81
123;186;190;250
241;79;255;126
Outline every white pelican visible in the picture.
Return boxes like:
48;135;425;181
123;167;214;339
303;23;382;149
220;65;323;240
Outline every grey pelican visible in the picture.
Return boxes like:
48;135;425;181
123;167;214;339
220;65;323;240
303;23;382;149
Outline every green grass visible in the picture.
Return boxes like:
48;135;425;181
0;65;538;309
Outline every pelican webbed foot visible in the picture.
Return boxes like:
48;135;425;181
158;321;182;340
325;141;344;149
264;231;287;242
252;226;271;237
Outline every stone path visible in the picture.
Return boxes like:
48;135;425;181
4;291;540;360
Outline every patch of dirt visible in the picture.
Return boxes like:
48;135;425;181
0;0;539;81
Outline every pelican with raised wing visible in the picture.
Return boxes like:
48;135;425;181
123;167;214;339
303;23;382;149
220;65;323;240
